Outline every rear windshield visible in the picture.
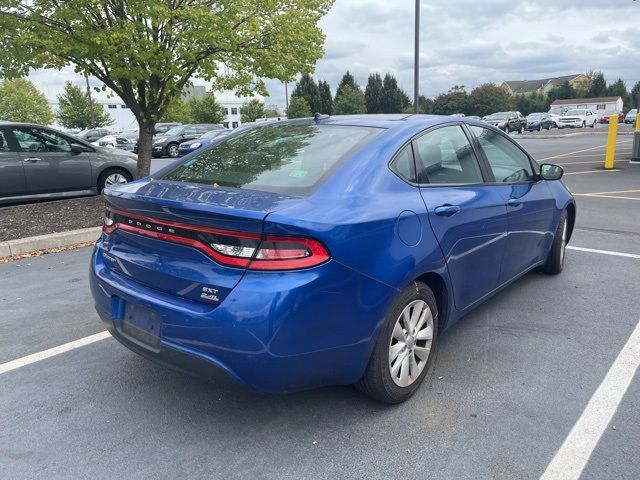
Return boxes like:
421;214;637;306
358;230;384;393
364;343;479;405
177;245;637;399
162;124;382;195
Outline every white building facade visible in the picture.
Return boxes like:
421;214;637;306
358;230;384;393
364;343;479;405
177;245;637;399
550;96;624;114
48;99;137;132
215;90;264;129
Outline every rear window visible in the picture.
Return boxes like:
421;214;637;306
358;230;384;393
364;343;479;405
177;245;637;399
162;124;382;195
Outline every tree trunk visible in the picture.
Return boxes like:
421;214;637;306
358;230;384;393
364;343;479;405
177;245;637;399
136;122;155;178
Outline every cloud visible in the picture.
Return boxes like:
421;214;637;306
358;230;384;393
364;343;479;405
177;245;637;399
25;0;640;111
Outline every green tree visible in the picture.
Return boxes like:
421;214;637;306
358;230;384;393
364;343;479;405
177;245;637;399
240;99;266;123
287;96;312;118
630;81;640;109
432;87;469;115
318;80;333;115
606;78;630;109
264;106;281;118
381;74;405;113
468;83;514;117
189;94;227;124
0;78;54;125
333;85;366;115
0;1;334;177
161;96;192;124
364;73;384;114
292;73;321;113
418;95;434;114
56;81;113;129
547;81;576;102
335;71;358;100
587;71;607;98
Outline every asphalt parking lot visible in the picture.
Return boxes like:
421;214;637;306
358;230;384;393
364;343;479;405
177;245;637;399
1;132;639;479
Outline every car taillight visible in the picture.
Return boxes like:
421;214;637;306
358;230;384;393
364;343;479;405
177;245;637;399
102;208;329;271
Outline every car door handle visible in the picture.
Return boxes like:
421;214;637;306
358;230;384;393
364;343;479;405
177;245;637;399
434;205;461;216
24;157;42;163
507;198;522;207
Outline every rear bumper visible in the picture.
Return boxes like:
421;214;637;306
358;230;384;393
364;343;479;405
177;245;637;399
90;242;397;393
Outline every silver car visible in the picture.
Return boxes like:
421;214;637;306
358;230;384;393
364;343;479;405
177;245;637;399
625;109;638;124
0;122;137;204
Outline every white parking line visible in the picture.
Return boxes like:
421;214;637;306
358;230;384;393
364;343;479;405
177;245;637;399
538;140;633;161
567;246;640;259
540;319;640;480
0;331;111;375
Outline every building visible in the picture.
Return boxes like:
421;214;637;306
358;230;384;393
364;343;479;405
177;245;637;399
501;74;589;95
550;96;624;114
215;90;265;129
48;98;137;132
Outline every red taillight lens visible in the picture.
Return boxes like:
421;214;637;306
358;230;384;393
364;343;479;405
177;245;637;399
102;208;329;271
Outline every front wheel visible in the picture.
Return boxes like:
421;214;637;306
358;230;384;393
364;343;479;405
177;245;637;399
356;282;438;404
167;143;180;158
98;168;132;193
541;211;568;275
581;121;586;128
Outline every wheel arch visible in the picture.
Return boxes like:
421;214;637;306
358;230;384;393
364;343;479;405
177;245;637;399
415;271;450;332
96;166;133;191
565;201;576;242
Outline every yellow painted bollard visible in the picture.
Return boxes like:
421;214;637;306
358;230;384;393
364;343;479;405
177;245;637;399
636;112;640;132
604;114;618;169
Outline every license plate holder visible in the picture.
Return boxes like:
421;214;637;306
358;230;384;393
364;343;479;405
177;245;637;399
120;302;161;351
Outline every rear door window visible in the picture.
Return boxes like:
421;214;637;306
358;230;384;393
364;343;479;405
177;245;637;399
413;125;483;184
163;124;382;195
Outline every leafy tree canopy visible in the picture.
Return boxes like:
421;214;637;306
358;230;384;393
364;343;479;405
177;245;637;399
333;85;366;115
0;0;334;177
189;94;226;124
587;71;608;98
287;96;312;119
468;83;514;117
0;78;54;125
240;99;266;123
56;81;113;129
161;97;192;124
432;90;469;116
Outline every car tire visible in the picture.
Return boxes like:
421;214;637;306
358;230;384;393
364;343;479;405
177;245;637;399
355;281;438;404
538;125;542;132
519;125;524;134
541;211;568;275
581;121;586;128
98;168;133;193
167;143;180;158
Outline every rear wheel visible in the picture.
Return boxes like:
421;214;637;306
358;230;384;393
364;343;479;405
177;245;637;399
356;282;438;404
98;168;132;193
541;211;568;275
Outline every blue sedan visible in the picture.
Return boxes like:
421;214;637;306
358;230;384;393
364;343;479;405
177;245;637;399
91;115;575;403
177;129;231;156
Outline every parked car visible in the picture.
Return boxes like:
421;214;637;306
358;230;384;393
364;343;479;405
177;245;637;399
525;113;553;131
76;128;112;143
152;124;224;158
547;106;568;127
557;109;597;129
177;129;232;156
0;122;136;204
154;123;182;135
625;109;638;124
599;112;624;124
484;111;527;133
93;134;135;151
466;115;482;121
91;115;575;403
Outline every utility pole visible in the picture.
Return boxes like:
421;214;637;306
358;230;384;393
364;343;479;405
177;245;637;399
413;0;420;114
85;74;95;128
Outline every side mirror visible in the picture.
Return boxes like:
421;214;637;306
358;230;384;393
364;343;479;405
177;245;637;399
540;163;563;181
70;143;84;155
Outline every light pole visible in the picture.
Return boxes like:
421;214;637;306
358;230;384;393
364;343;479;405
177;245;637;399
414;0;420;114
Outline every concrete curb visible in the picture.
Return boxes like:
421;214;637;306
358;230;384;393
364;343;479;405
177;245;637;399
0;227;102;258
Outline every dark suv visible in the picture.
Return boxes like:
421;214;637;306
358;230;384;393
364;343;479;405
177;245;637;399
152;124;223;158
484;111;527;133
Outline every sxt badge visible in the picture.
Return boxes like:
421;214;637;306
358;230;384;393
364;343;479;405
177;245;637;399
200;286;220;302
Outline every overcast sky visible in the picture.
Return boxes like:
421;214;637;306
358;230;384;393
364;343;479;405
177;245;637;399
32;0;639;109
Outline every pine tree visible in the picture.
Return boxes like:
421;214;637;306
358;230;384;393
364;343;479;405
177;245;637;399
318;80;333;115
56;81;112;129
587;72;607;98
335;71;358;100
333;86;366;115
292;74;321;114
287;96;312;118
364;73;384;114
381;74;404;113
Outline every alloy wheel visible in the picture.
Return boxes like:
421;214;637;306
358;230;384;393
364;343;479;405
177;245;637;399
388;300;434;387
168;144;179;157
105;173;128;187
559;220;567;266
